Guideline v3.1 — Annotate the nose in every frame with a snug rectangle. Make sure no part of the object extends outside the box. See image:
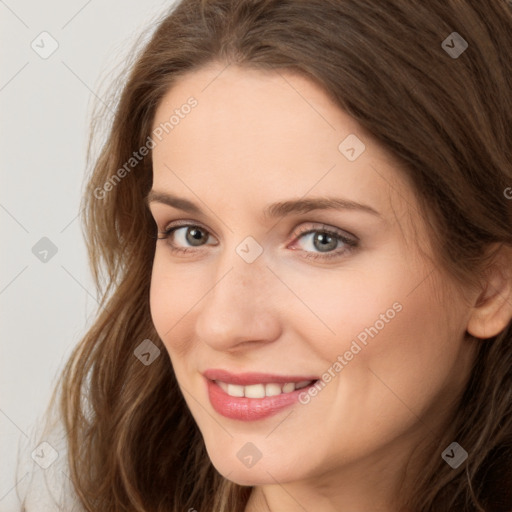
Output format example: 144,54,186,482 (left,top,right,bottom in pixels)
194,255,283,352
